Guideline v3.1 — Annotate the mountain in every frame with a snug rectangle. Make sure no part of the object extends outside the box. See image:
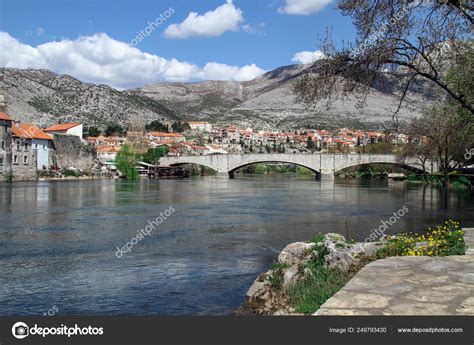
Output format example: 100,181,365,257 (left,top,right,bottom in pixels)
129,64,435,130
1,65,435,130
0,68,177,128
